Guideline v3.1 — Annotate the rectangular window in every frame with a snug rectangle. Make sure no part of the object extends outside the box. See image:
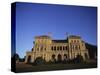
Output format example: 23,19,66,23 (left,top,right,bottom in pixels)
63,46,65,50
60,46,62,50
51,46,53,50
66,46,67,50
